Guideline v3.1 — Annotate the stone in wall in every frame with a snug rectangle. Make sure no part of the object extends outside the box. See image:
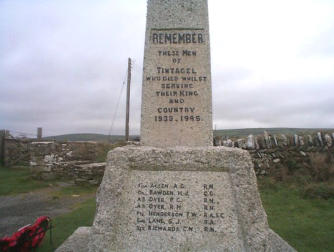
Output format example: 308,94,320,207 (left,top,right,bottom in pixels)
325,134,332,147
227,139,234,147
299,136,305,146
72,162,106,185
307,135,313,146
214,136,222,146
294,134,299,146
222,138,233,147
264,131,272,148
317,132,324,146
254,136,260,149
290,135,296,146
313,135,320,147
237,138,246,149
257,136,266,149
247,134,255,149
273,135,278,147
269,135,273,148
30,142,61,172
281,134,288,146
